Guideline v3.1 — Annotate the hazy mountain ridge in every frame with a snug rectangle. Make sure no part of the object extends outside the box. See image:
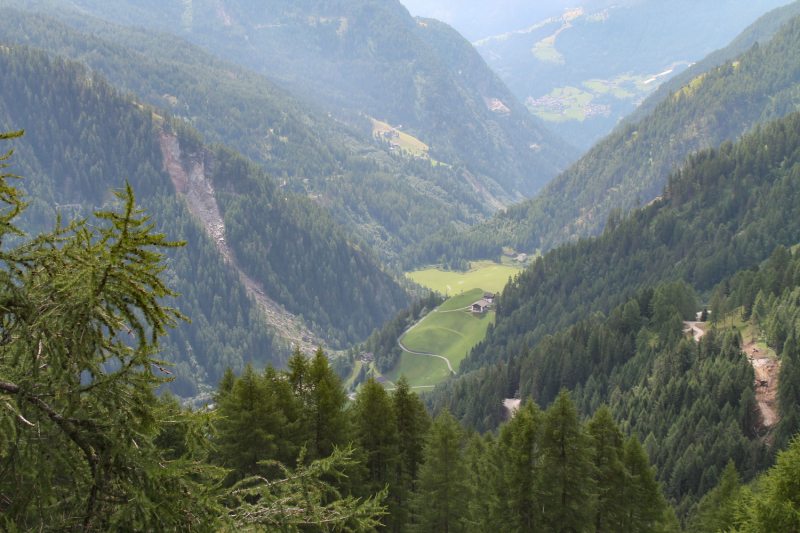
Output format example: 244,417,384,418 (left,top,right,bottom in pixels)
0,5,507,266
406,13,800,268
474,0,793,150
620,0,800,129
33,0,577,200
